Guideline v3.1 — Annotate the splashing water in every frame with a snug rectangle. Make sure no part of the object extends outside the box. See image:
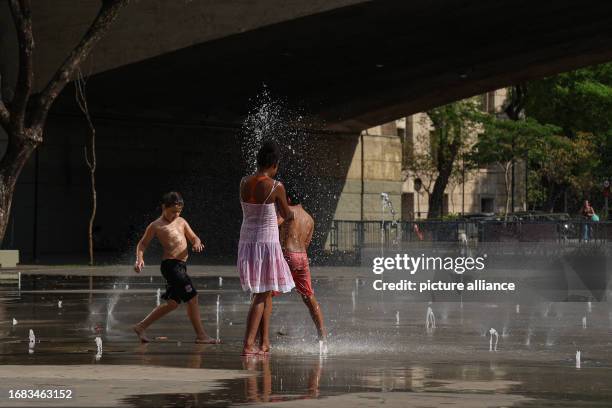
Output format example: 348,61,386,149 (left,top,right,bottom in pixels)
489,328,499,351
582,316,587,329
588,301,592,313
156,288,161,307
28,329,36,353
95,336,103,360
218,277,223,288
12,318,17,326
106,291,120,333
543,302,552,318
395,311,400,326
525,328,533,346
240,88,336,256
319,340,328,355
58,300,62,309
545,330,555,347
576,350,581,369
515,304,520,314
425,307,436,330
216,294,221,342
